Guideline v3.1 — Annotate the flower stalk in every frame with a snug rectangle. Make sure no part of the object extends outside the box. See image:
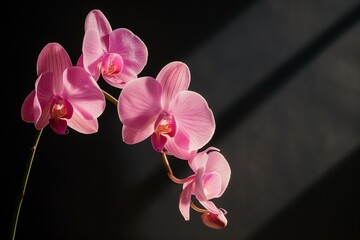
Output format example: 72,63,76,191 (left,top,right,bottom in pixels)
102,90,118,106
160,152,190,184
10,129,43,240
190,202,210,213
